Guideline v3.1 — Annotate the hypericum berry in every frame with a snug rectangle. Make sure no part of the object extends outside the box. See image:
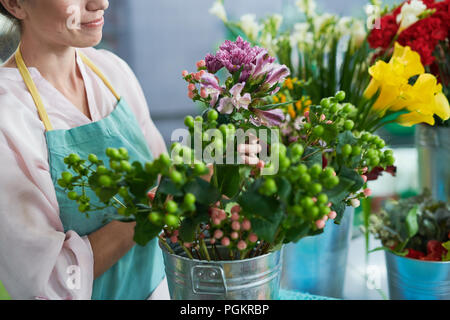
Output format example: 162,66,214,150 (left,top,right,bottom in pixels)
62,172,73,184
309,164,322,178
344,120,354,131
341,144,353,157
207,109,219,121
385,155,395,166
98,175,112,187
184,193,196,205
184,115,195,129
67,191,79,200
166,200,178,214
328,211,337,220
194,162,208,176
170,236,178,243
324,176,339,188
317,193,329,205
148,212,162,224
291,205,303,217
231,221,241,231
335,91,346,102
352,146,362,156
248,233,258,243
315,219,326,229
165,214,179,228
231,212,240,221
291,144,304,158
221,237,230,246
159,153,172,167
342,103,354,113
350,198,361,208
97,165,108,175
242,219,251,231
120,160,132,172
313,125,324,137
363,188,372,197
237,240,247,251
88,154,99,163
68,153,81,164
214,229,224,239
310,183,323,195
169,170,183,184
231,232,239,240
320,98,331,108
301,197,315,209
